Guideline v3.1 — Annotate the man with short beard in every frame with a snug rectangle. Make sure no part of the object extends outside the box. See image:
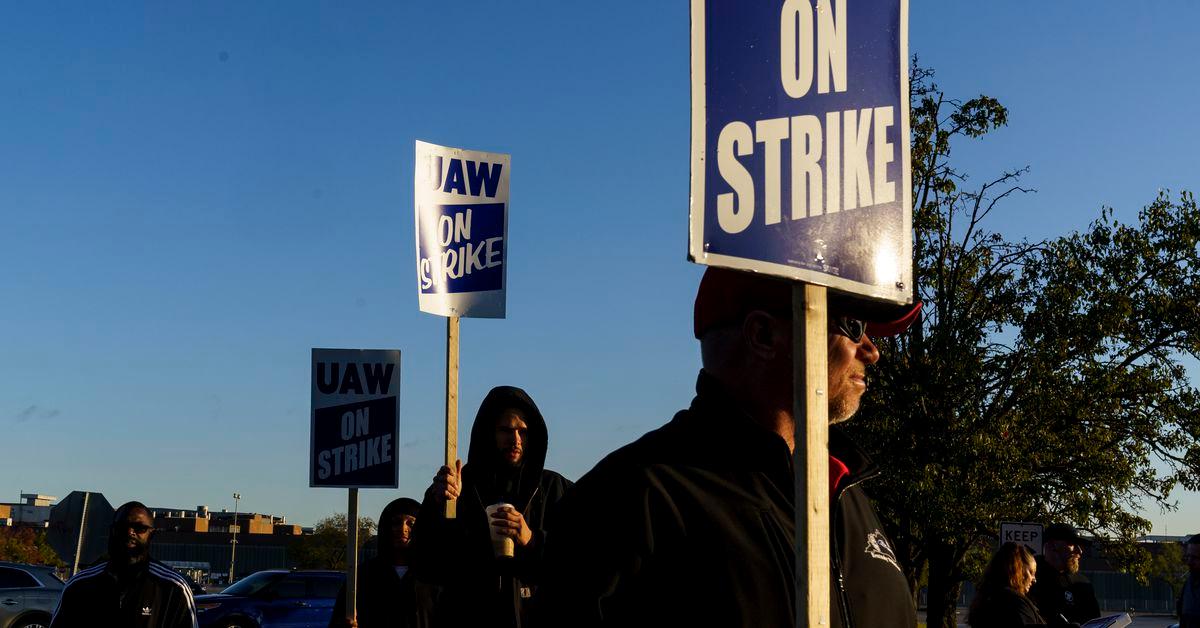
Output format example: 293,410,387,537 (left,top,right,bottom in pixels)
1029,523,1101,625
534,268,922,628
410,386,572,628
50,501,197,628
